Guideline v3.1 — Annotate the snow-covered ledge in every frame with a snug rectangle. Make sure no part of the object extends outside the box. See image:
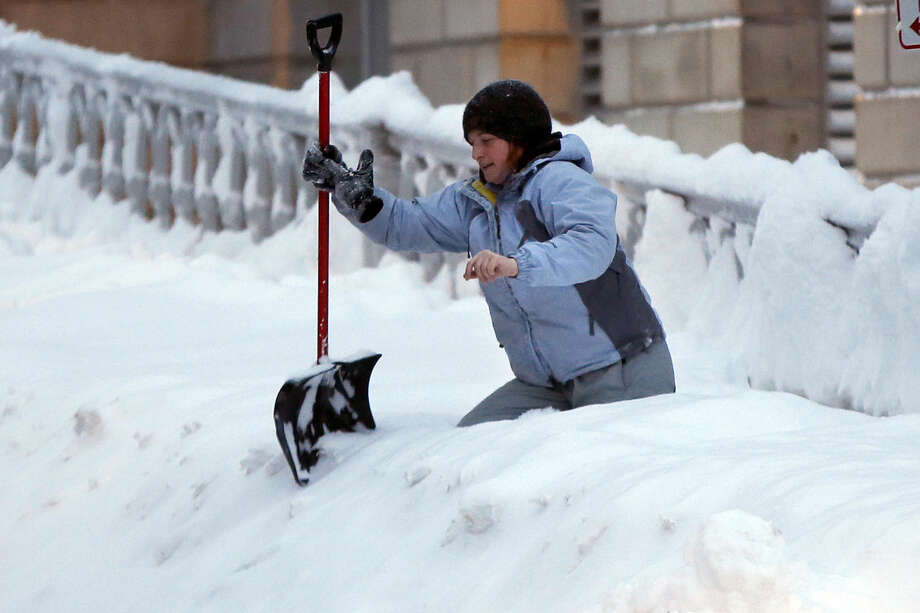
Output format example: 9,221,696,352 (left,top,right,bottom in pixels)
0,21,385,241
0,20,875,263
